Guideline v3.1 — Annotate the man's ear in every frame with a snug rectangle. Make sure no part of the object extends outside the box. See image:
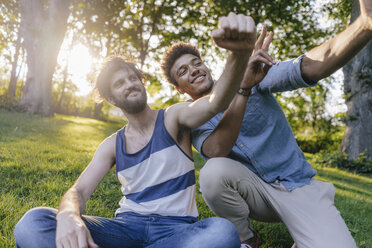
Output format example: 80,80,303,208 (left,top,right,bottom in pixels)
174,85,184,94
